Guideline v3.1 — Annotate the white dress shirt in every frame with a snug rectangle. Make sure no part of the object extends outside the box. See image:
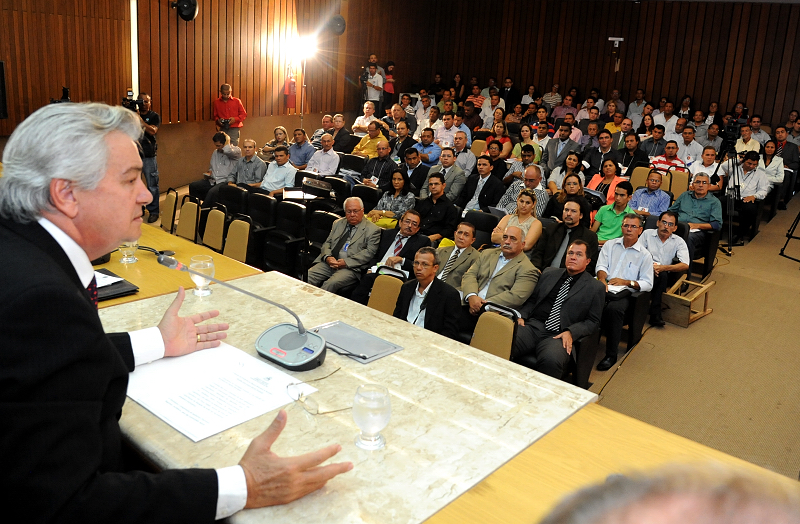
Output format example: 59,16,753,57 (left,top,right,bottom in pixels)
407,281,431,327
639,229,690,266
596,237,654,292
37,218,248,520
307,148,340,177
